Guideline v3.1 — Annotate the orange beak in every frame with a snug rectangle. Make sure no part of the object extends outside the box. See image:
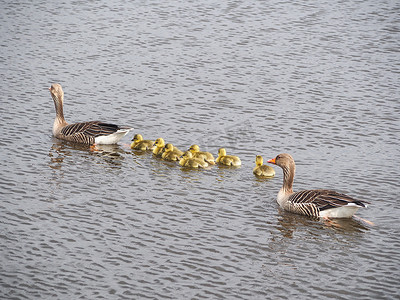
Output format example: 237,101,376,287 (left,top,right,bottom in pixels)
267,158,276,164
